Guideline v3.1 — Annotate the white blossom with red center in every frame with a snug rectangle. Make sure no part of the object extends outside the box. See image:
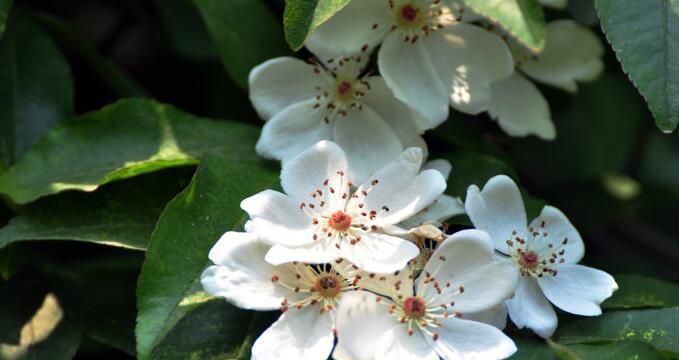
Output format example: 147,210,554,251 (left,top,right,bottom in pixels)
241,141,446,274
304,0,514,130
333,230,518,360
201,231,360,360
249,52,427,183
465,175,618,338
